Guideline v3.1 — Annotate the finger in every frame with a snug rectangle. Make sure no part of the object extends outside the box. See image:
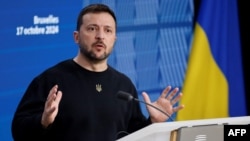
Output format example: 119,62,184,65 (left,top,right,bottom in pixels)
45,85,59,108
170,92,183,105
46,106,56,114
47,85,58,101
45,91,61,117
160,86,171,98
54,90,62,103
142,92,151,104
172,104,185,113
166,87,179,100
45,94,56,110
